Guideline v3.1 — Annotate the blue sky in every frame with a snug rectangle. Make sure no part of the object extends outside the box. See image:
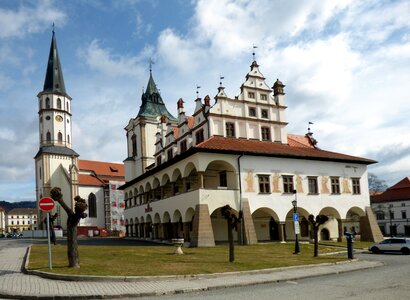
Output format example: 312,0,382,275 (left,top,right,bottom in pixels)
1,0,409,202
